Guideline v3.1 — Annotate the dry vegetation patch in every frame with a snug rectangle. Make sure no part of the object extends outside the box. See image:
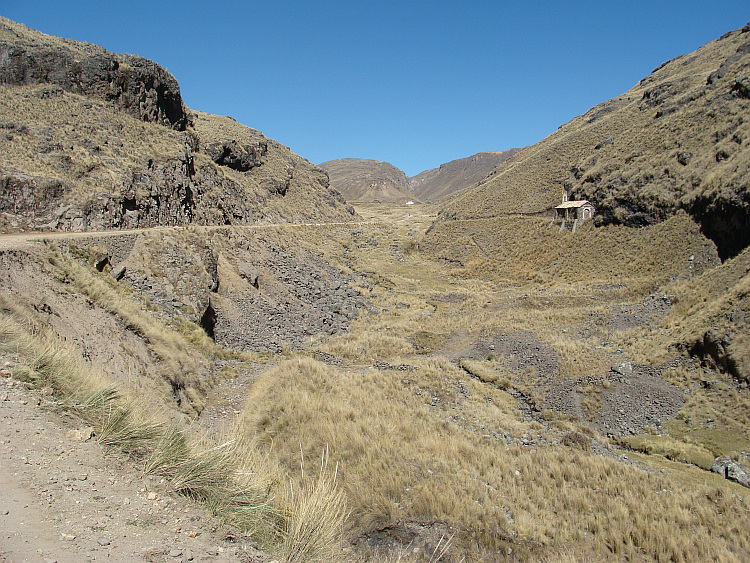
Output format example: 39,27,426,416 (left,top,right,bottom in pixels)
1,200,748,561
